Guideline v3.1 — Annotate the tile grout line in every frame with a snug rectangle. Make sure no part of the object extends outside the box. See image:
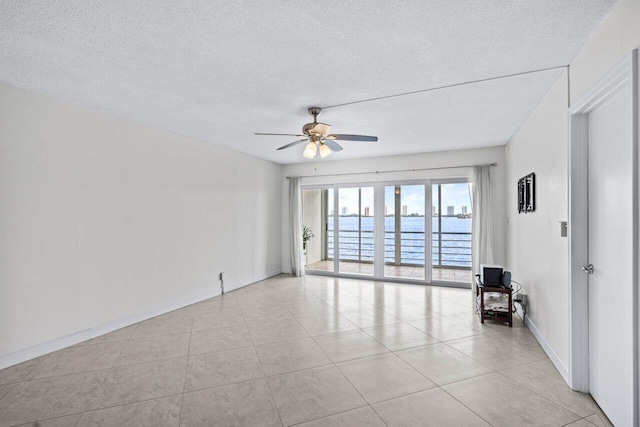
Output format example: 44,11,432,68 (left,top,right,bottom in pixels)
7,325,142,426
248,280,383,425
287,403,384,427
493,369,598,420
368,404,391,427
307,279,546,426
14,343,142,383
73,322,137,423
170,375,288,396
177,299,197,427
237,297,286,427
441,368,587,425
25,333,202,380
0,351,51,393
0,382,17,402
290,294,379,427
23,392,189,427
439,384,497,426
